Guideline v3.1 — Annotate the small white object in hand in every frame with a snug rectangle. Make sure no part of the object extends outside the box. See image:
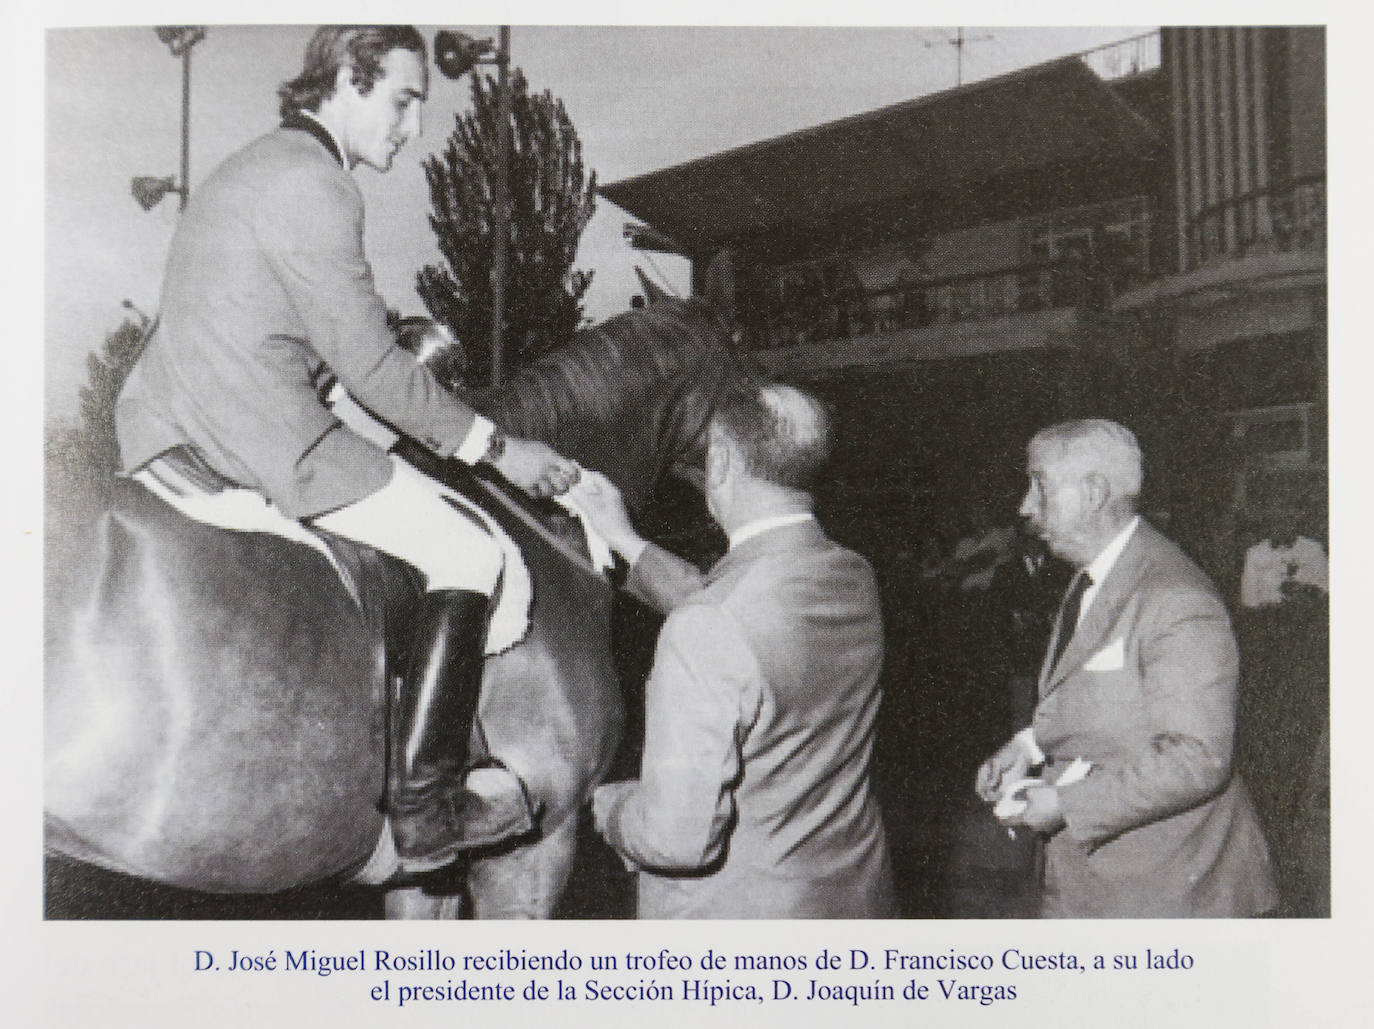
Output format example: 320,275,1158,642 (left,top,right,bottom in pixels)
992,758,1093,823
554,465,615,574
994,777,1044,821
